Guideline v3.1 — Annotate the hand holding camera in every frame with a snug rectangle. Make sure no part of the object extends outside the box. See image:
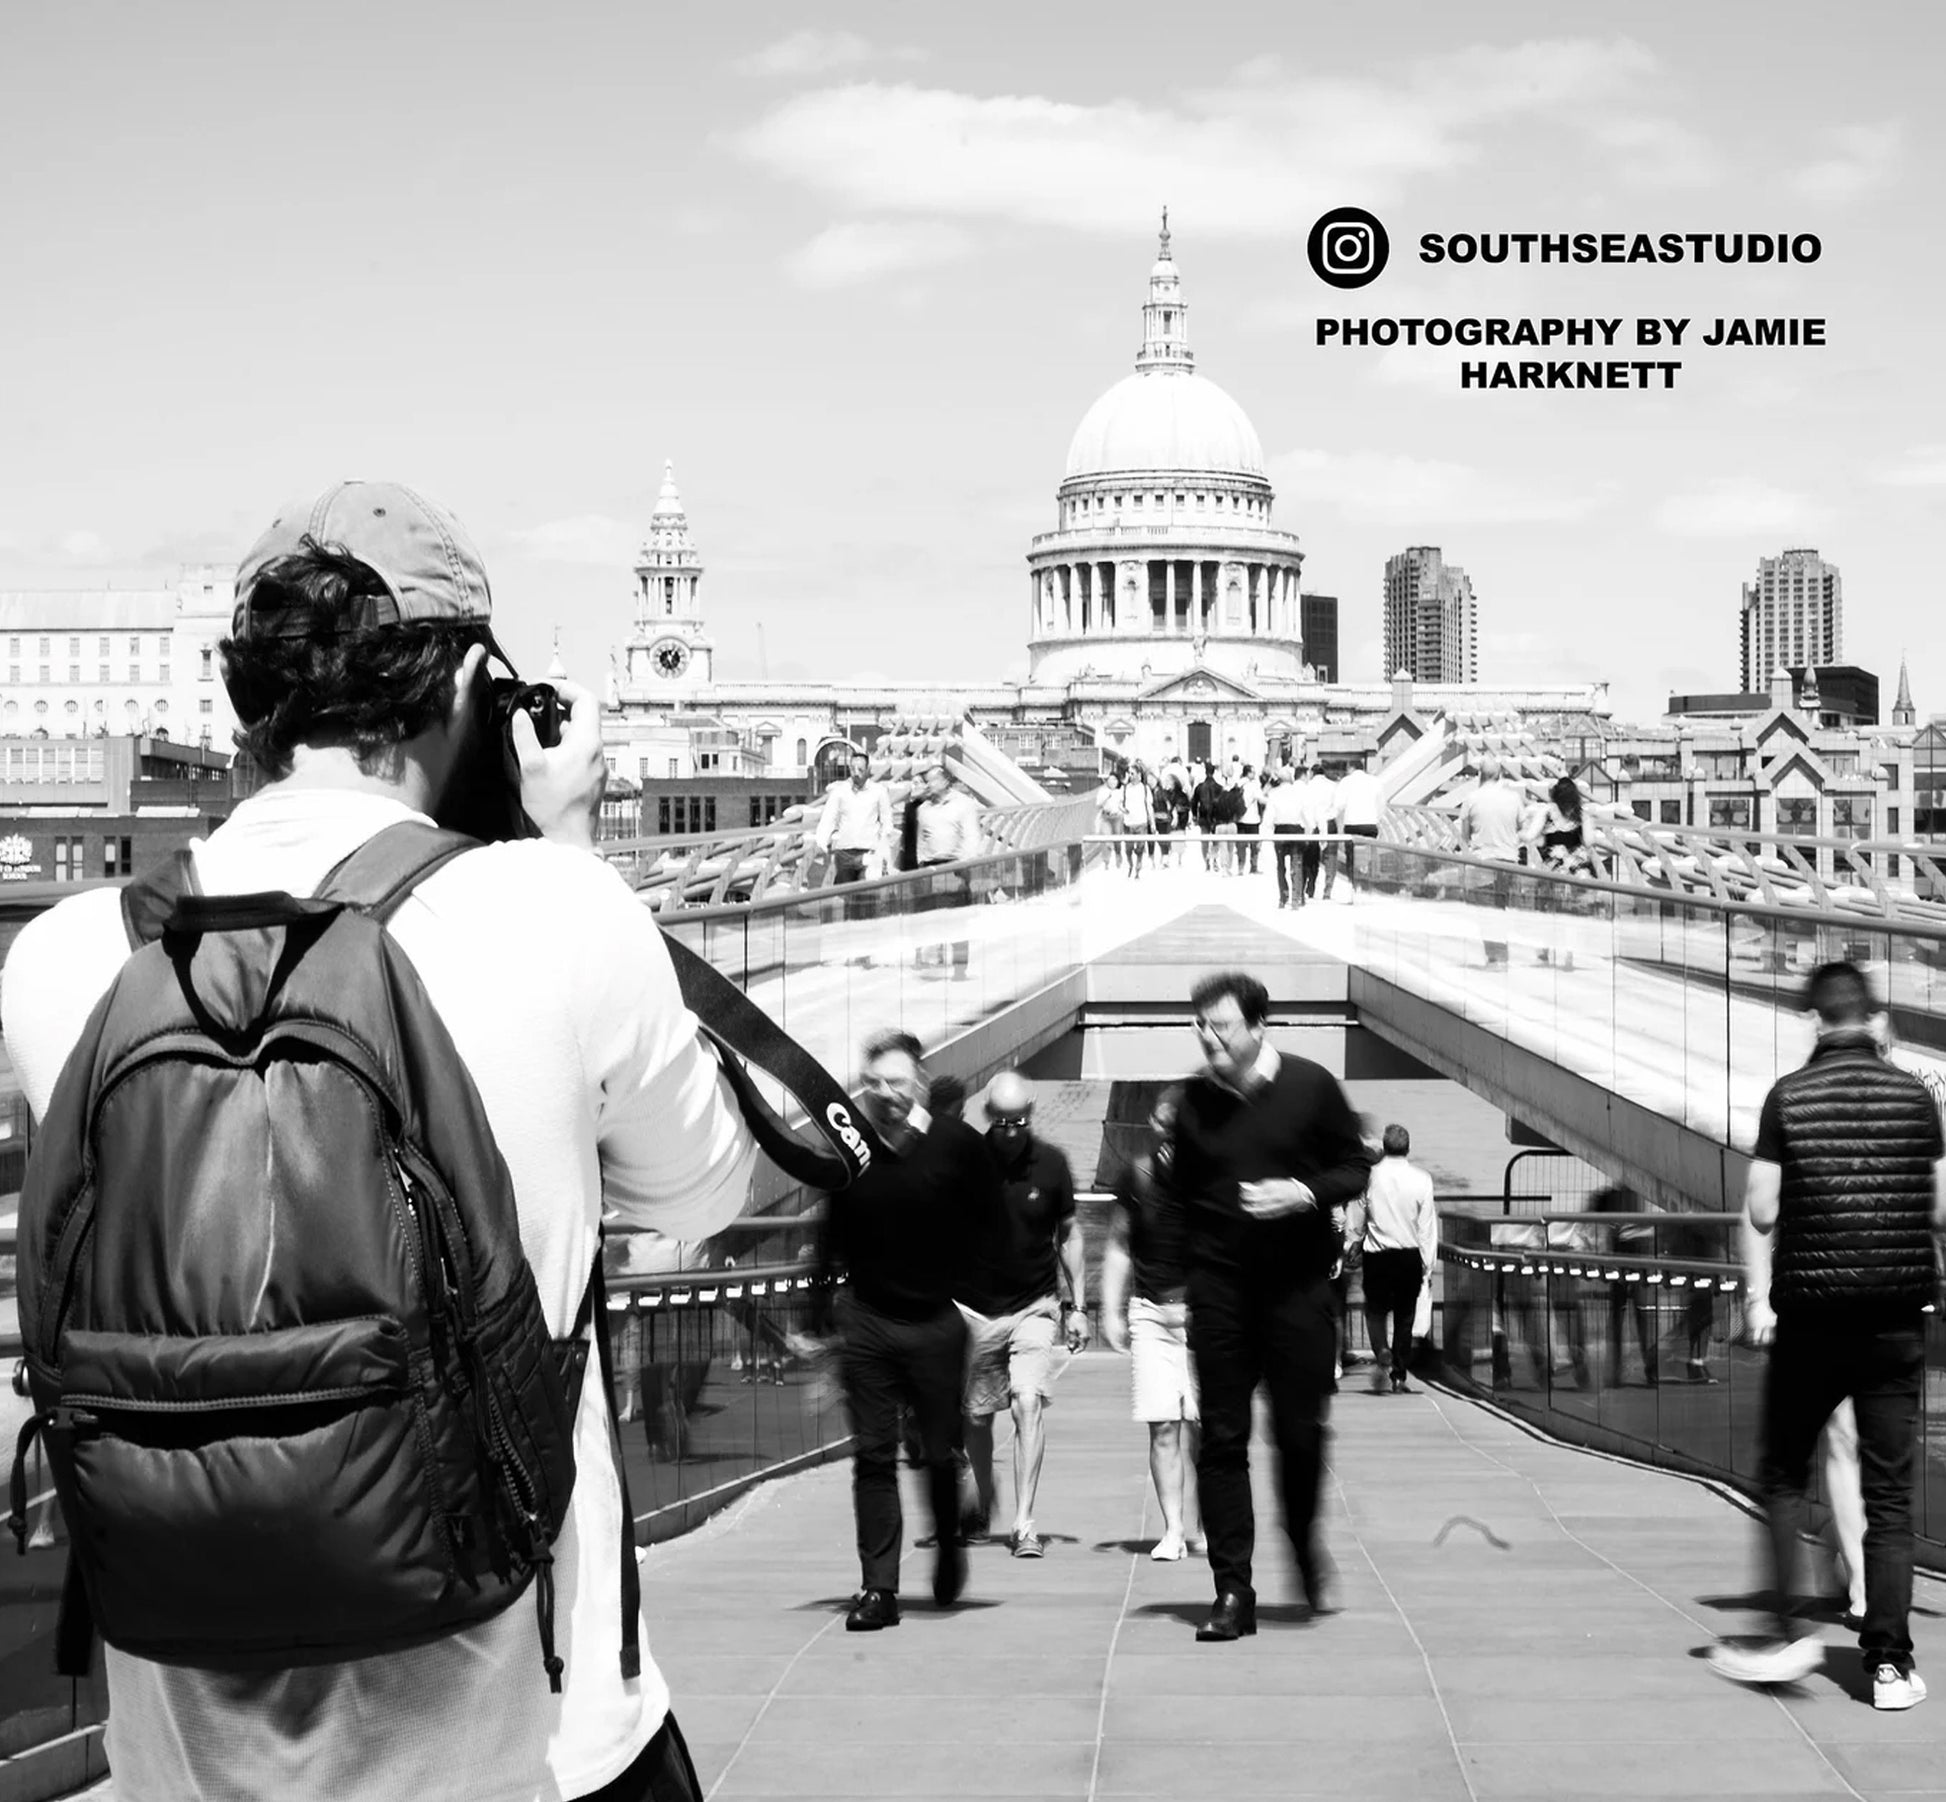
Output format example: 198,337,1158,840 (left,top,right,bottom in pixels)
508,678,606,850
